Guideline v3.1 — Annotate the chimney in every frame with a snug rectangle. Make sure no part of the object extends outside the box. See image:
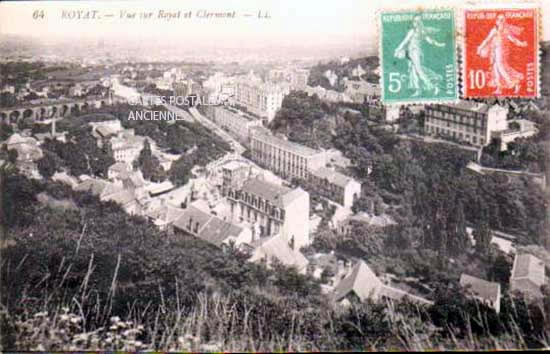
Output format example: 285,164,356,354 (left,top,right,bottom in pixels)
337,259,344,276
194,221,199,234
345,261,352,276
289,235,295,250
187,216,193,230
